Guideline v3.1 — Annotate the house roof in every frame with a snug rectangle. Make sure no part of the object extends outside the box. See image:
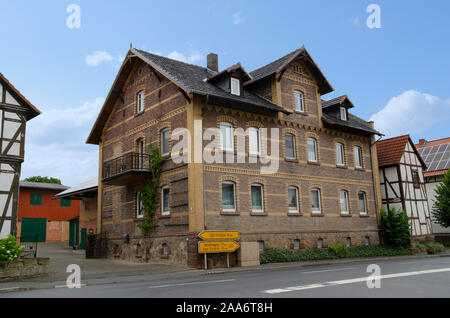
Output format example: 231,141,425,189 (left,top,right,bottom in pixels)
415,137,450,175
376,135,426,168
207,62,252,82
424,169,449,178
55,177,98,199
87,48,289,144
416,137,450,148
19,181,69,191
246,47,334,95
322,111,380,136
0,72,41,120
322,95,355,109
